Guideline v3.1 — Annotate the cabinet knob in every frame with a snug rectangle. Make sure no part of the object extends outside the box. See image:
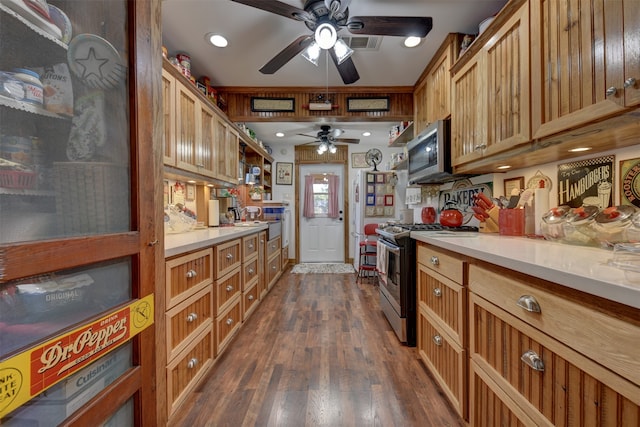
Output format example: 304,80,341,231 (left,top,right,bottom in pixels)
624,77,637,88
248,294,254,301
272,265,277,270
186,269,197,278
474,144,487,150
249,243,254,249
516,295,541,313
226,253,233,260
248,268,254,275
226,285,234,292
433,287,442,297
186,312,198,323
226,318,234,326
430,256,439,265
432,335,443,346
521,350,545,371
187,358,199,369
606,86,617,97
260,239,265,243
